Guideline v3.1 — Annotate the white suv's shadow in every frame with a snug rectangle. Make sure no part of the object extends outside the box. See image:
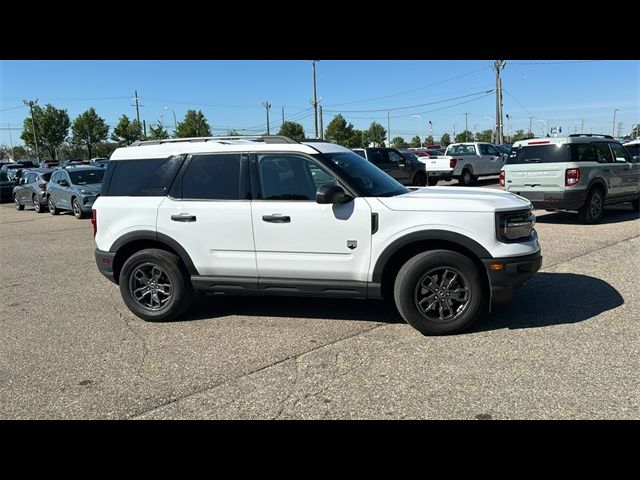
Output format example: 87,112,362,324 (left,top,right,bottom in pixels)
535,204,639,225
